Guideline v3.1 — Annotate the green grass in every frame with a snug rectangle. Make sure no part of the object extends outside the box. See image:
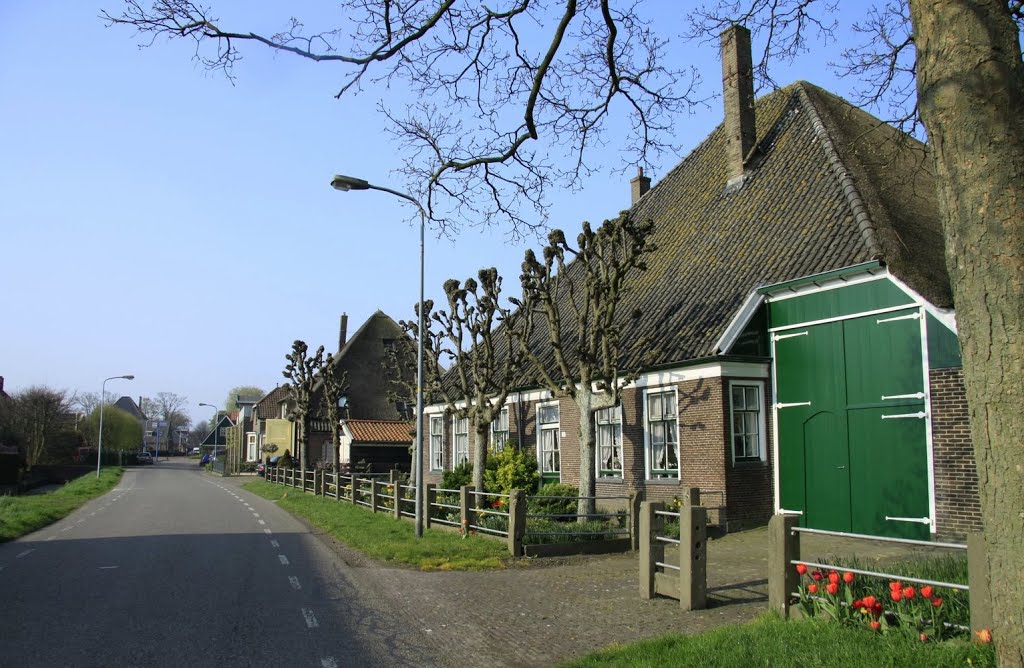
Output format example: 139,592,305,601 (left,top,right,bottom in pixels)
0,468,124,542
243,480,511,571
561,614,995,668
